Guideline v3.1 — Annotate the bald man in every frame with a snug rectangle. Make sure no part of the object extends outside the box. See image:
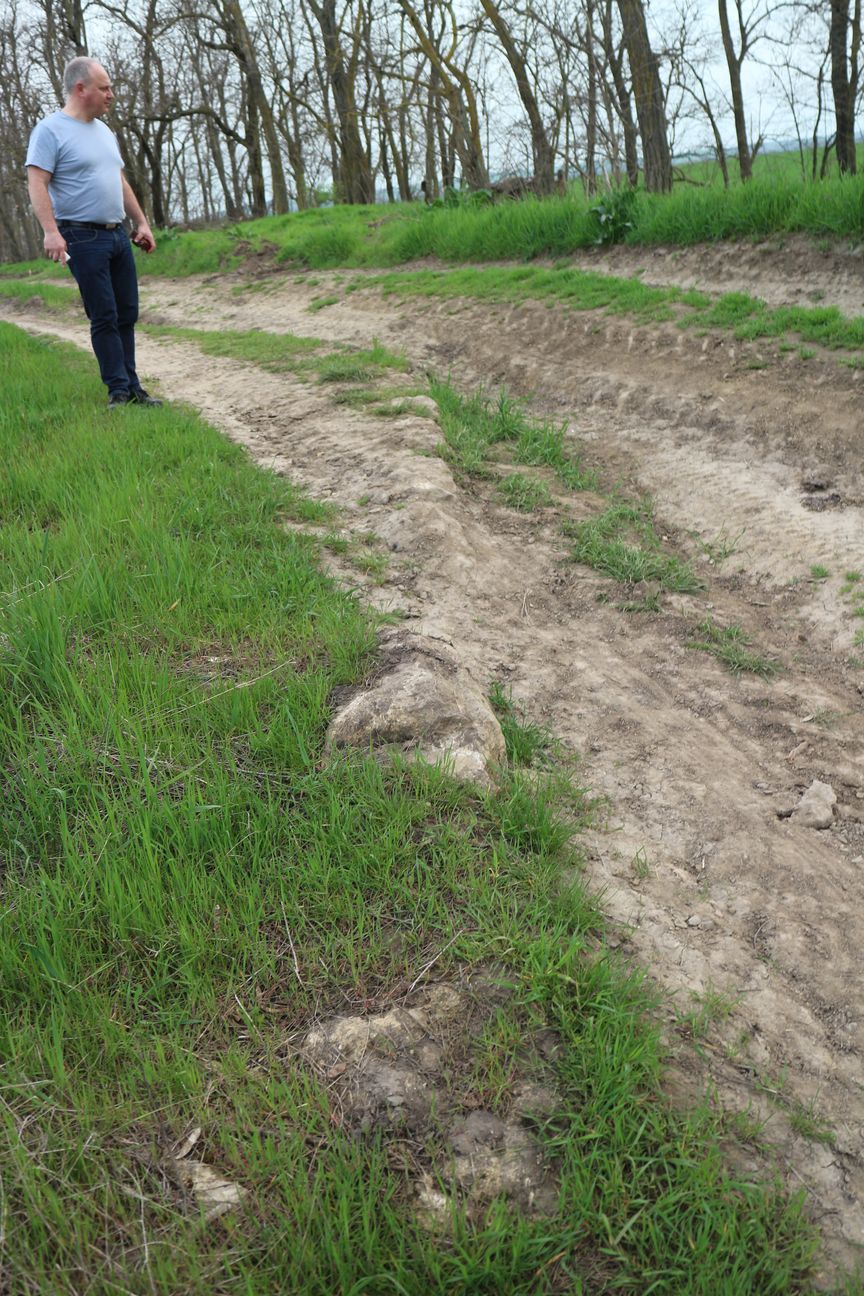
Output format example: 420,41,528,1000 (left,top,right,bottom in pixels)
27,57,162,409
